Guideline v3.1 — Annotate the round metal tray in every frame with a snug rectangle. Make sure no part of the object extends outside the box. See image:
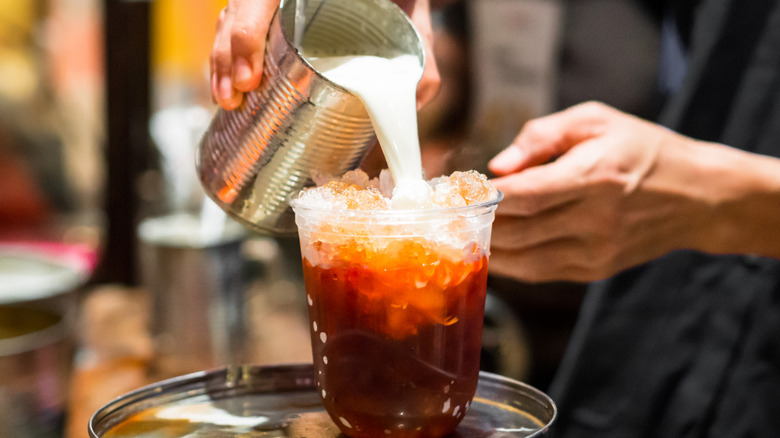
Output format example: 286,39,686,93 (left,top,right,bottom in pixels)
90,363,556,437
